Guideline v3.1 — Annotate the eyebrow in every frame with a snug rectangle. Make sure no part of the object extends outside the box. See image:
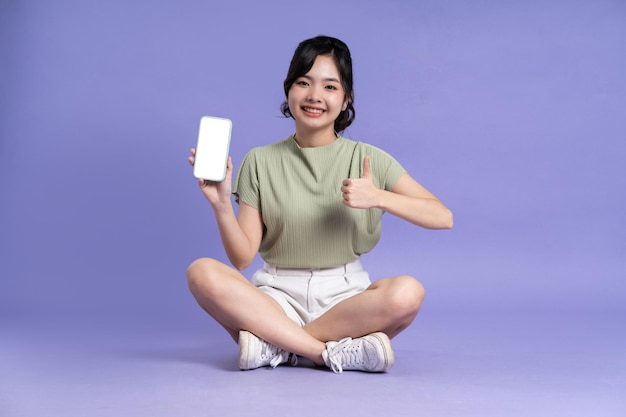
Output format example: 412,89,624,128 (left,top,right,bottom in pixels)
301,74,341,83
